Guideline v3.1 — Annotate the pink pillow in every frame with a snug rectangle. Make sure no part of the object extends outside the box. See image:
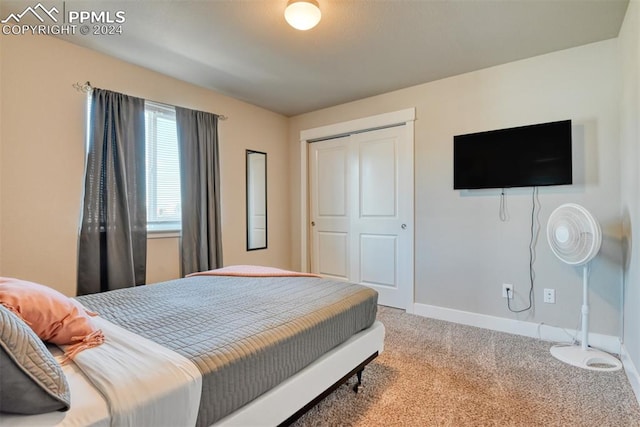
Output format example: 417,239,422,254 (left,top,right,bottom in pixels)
0,277,103,359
